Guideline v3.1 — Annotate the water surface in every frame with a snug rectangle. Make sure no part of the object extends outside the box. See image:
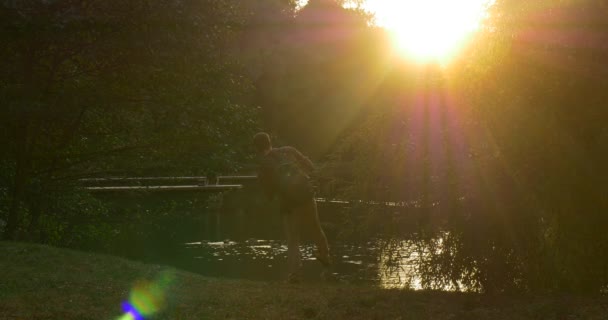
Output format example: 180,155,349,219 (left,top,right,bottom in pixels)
169,239,421,289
